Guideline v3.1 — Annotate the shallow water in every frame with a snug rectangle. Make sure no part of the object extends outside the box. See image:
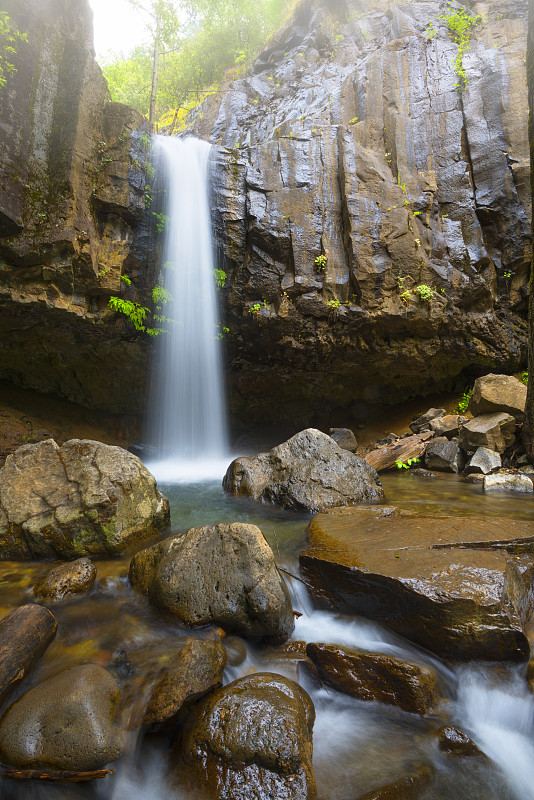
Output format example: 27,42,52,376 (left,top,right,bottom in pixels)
1,472,533,799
